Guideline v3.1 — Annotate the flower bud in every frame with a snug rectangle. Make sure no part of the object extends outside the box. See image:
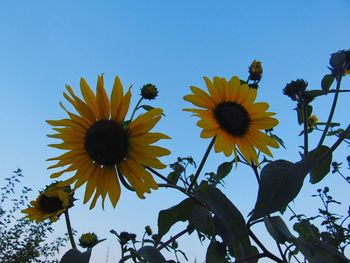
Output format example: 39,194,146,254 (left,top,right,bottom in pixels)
145,225,153,236
141,83,158,100
249,60,263,81
79,232,98,249
307,115,318,129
